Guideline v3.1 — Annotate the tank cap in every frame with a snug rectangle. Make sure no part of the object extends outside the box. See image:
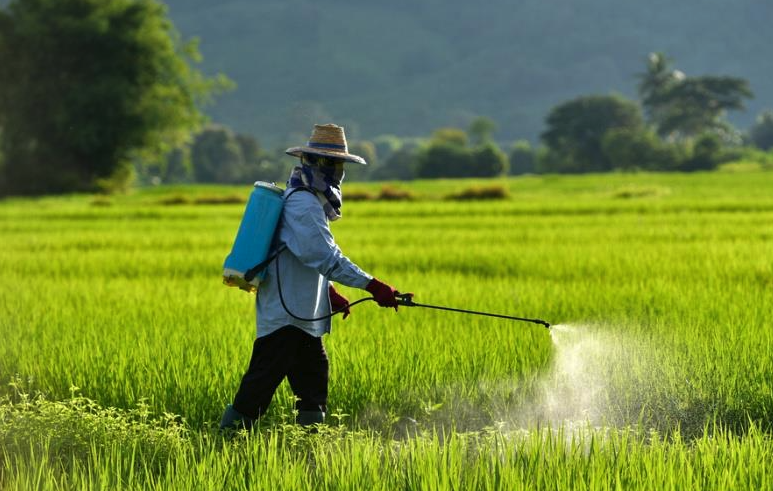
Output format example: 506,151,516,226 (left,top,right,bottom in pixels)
253,181,284,194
